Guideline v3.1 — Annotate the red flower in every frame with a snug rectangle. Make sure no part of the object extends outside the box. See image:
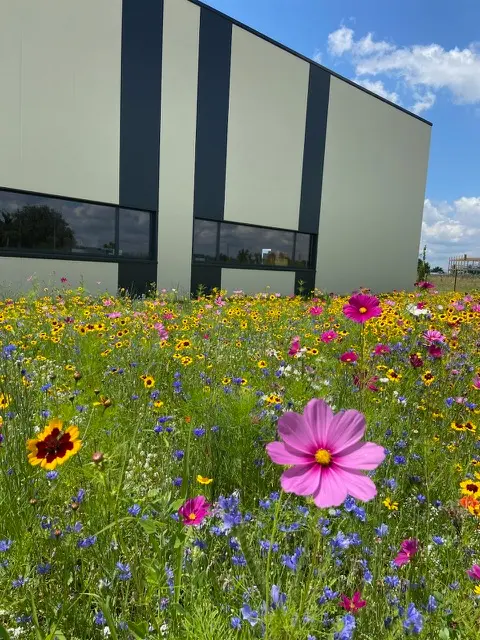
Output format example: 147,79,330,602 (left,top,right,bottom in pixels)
409,353,423,368
343,294,382,324
339,591,367,613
